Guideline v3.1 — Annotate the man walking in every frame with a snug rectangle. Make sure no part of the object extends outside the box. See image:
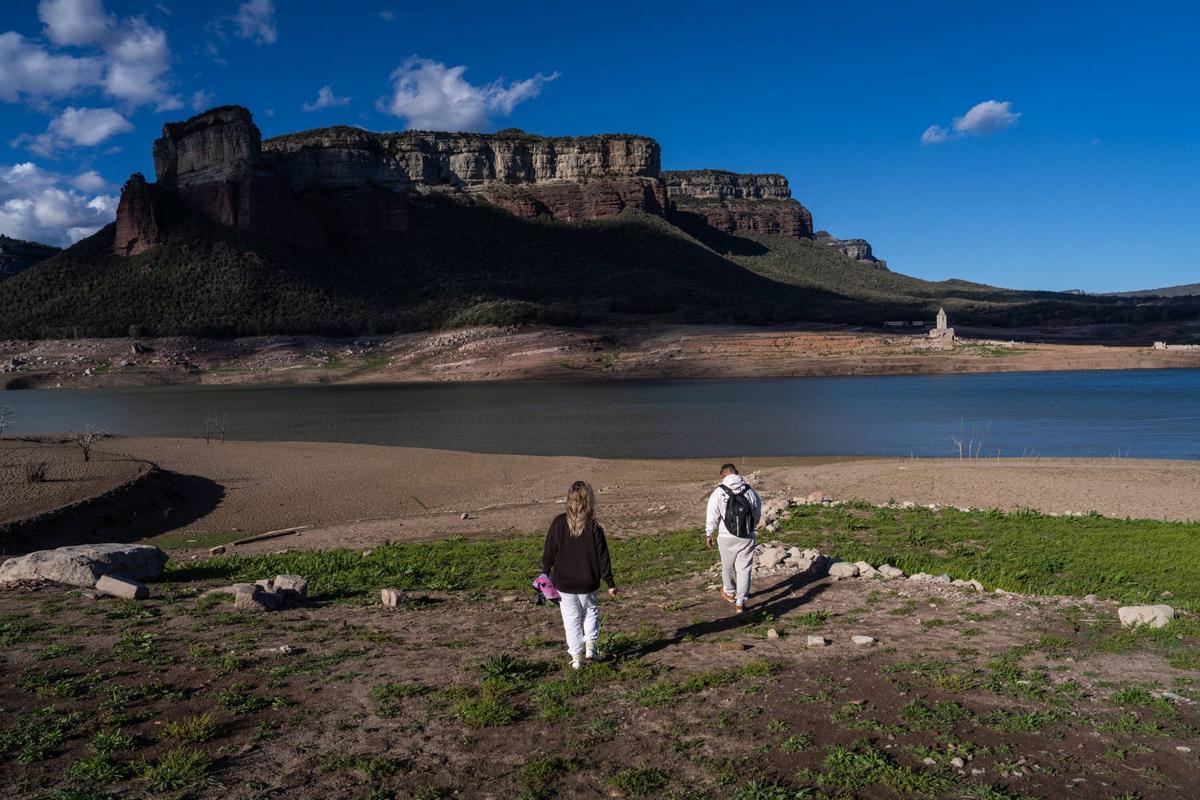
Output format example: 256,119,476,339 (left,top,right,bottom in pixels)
705,463,762,613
